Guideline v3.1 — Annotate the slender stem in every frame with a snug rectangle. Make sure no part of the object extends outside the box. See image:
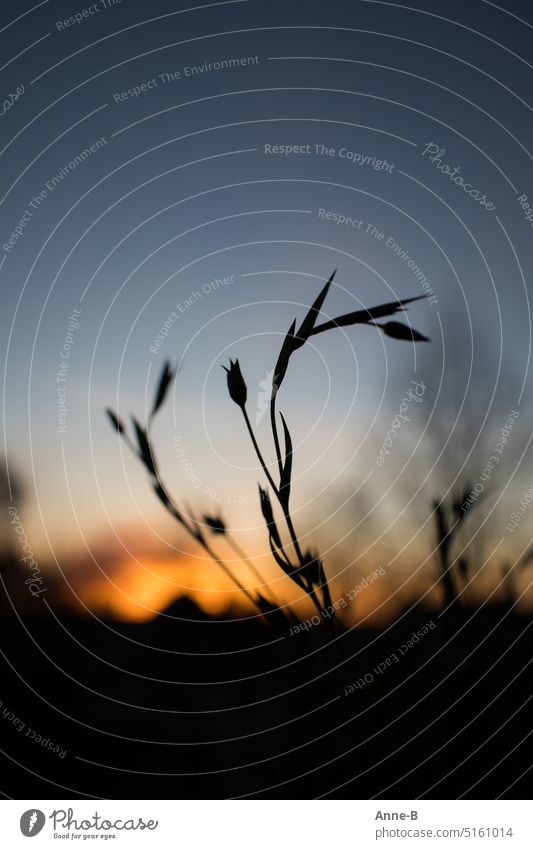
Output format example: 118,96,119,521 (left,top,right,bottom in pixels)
242,405,306,566
124,427,262,613
241,406,279,495
227,534,279,605
241,403,335,630
154,472,197,538
282,508,305,565
200,538,258,608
